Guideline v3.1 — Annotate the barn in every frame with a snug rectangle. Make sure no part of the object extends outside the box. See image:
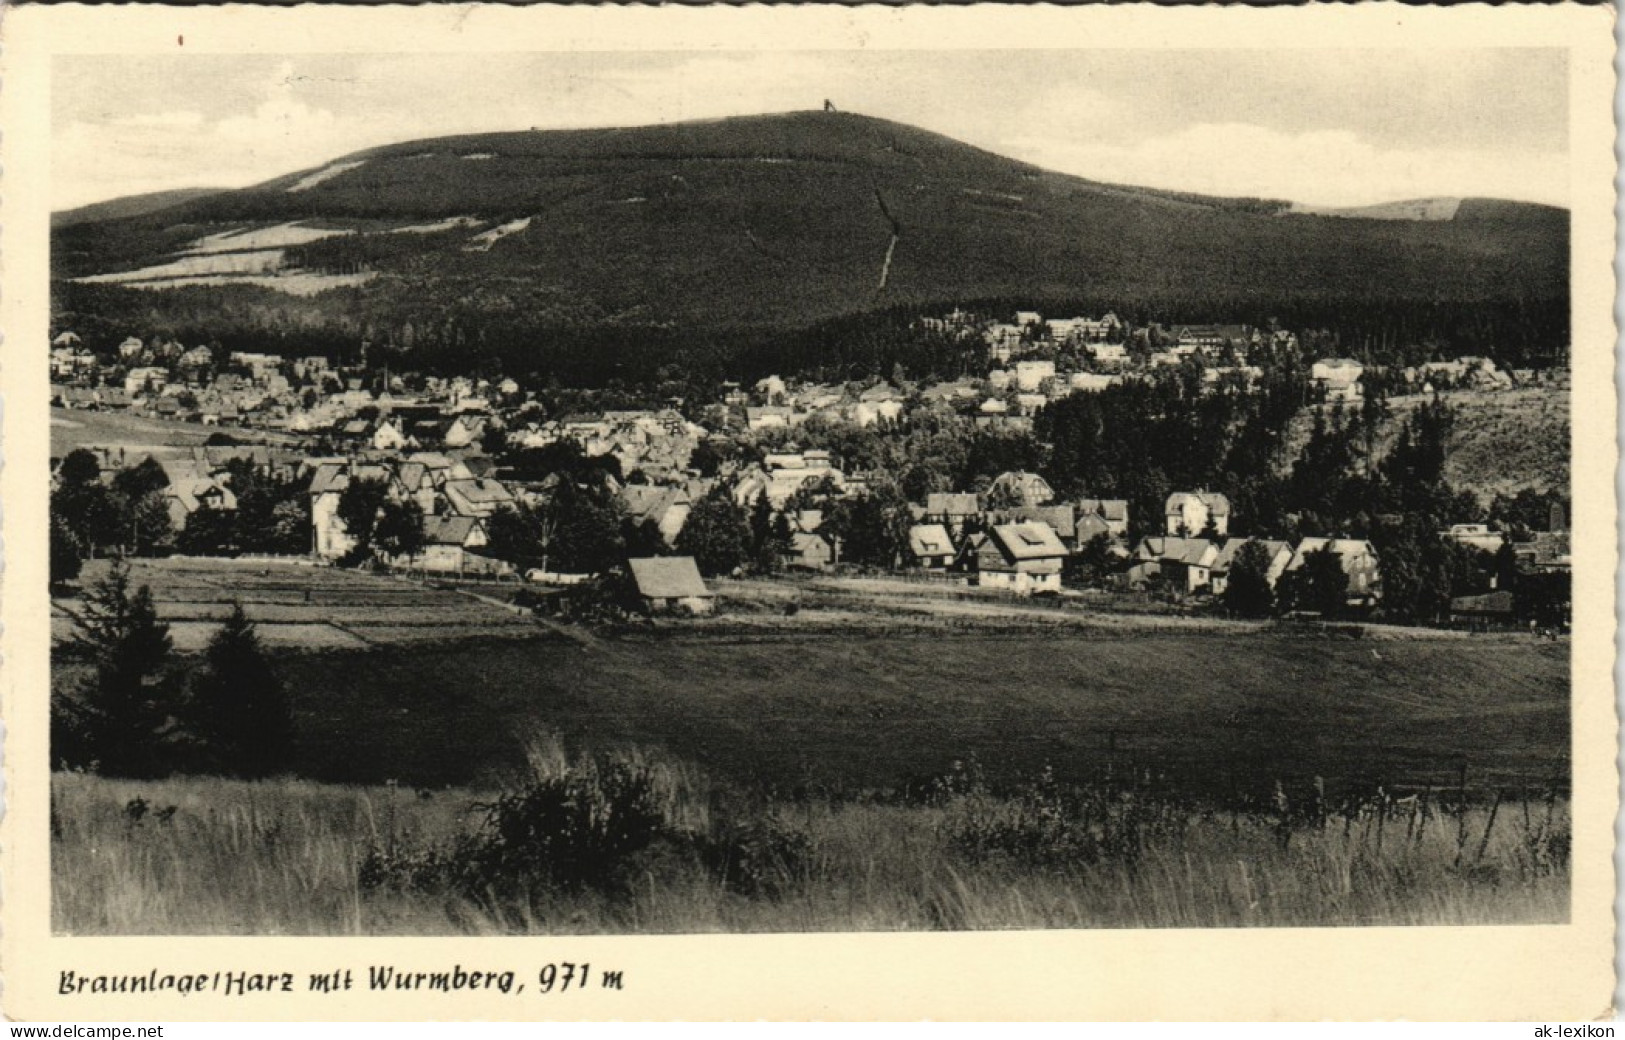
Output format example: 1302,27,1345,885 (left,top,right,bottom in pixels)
627,556,716,615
